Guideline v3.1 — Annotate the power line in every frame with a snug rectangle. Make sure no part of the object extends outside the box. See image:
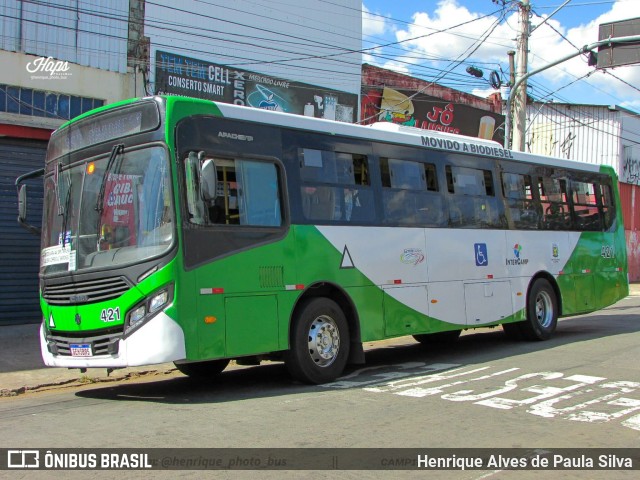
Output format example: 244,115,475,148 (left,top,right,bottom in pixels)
4,0,638,148
1,2,501,93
